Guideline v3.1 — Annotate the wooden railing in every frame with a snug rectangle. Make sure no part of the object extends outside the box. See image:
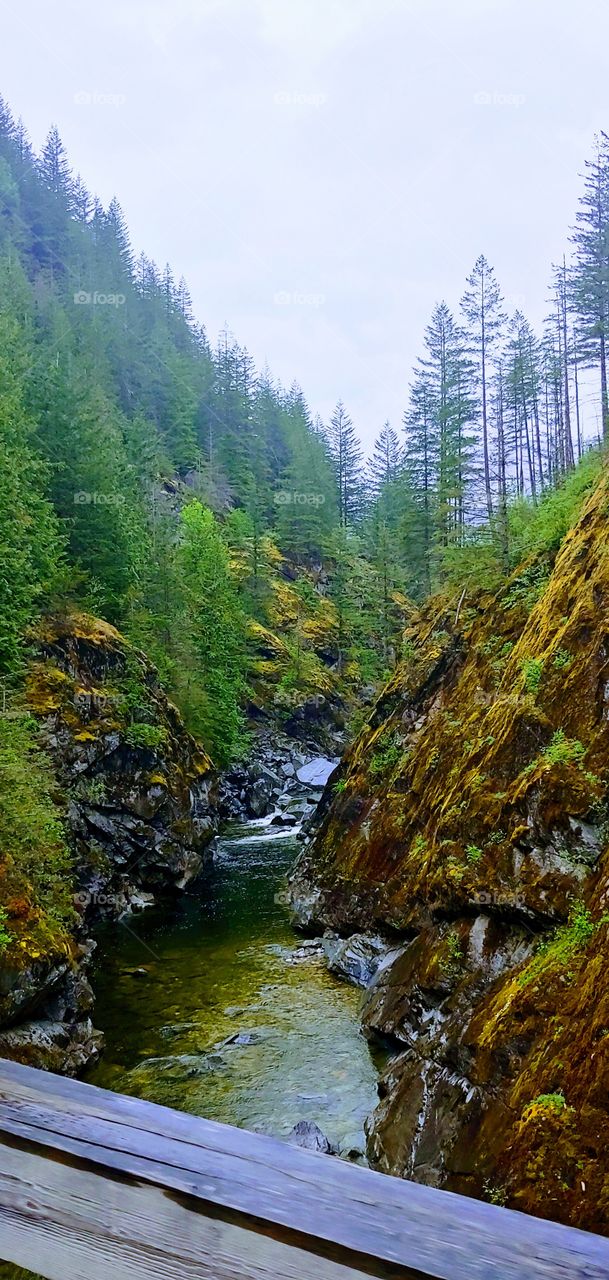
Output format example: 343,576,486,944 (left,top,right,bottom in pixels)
0,1059,608,1278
